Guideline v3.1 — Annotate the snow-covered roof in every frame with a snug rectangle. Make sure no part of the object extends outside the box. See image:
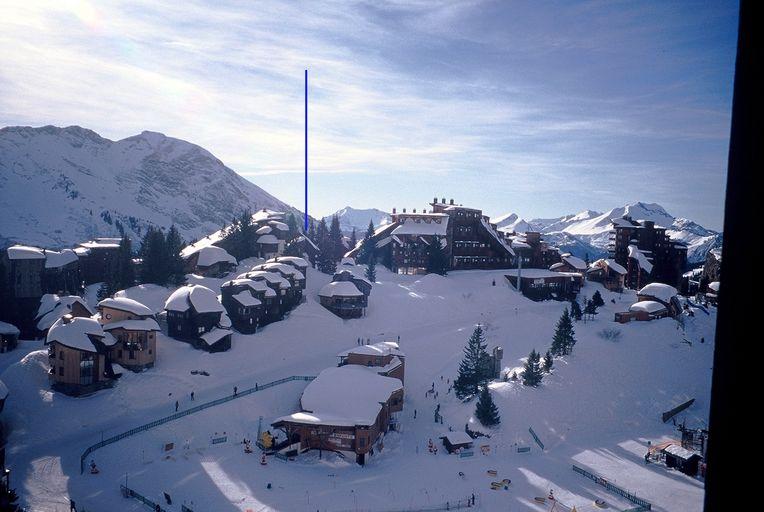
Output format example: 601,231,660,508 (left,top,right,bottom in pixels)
663,444,700,460
219,311,232,329
511,240,531,249
637,283,678,303
268,220,289,231
709,248,722,262
319,281,363,298
505,269,581,279
73,247,91,256
604,259,627,274
256,263,305,280
194,245,237,267
232,291,262,307
290,365,402,426
164,285,225,313
340,257,356,266
223,278,277,297
268,256,308,268
79,239,120,249
256,225,273,235
338,341,404,358
252,208,285,222
708,281,720,293
102,318,160,332
441,431,473,446
257,234,279,245
97,297,154,317
44,249,79,268
47,317,116,352
293,235,319,251
199,328,231,346
628,245,653,273
561,253,587,271
479,218,515,256
242,270,291,288
36,295,95,331
0,321,20,336
391,215,449,236
7,245,46,260
629,301,668,314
